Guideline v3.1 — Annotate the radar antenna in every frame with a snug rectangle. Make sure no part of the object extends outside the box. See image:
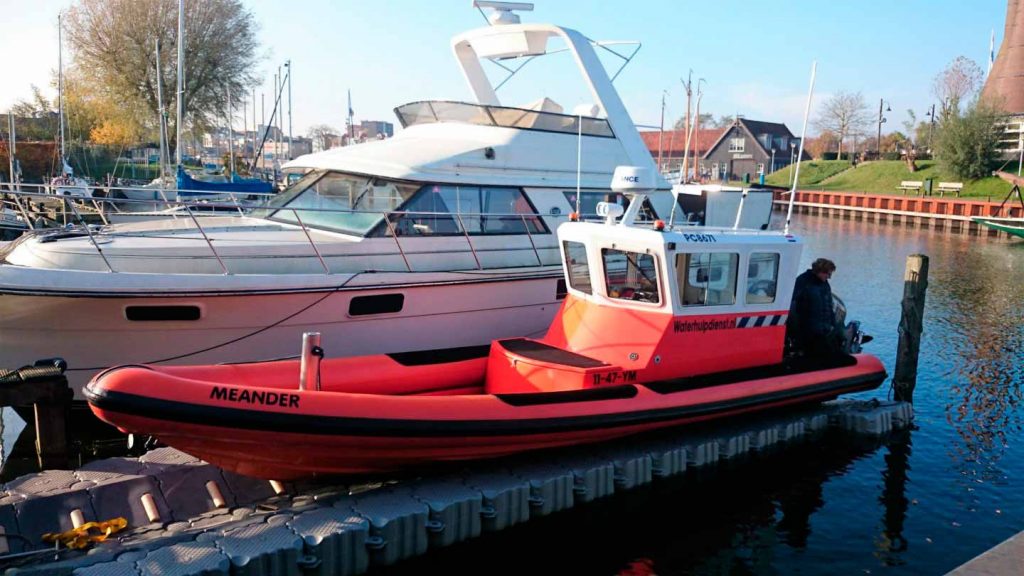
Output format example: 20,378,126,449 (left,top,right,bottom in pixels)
472,1,534,26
